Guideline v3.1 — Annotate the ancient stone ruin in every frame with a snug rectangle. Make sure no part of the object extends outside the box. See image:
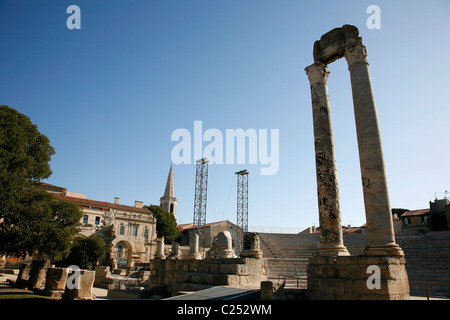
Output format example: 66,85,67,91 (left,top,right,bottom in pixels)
154,238,166,260
147,231,267,297
45,267,68,298
305,25,410,299
14,261,96,300
240,232,263,259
